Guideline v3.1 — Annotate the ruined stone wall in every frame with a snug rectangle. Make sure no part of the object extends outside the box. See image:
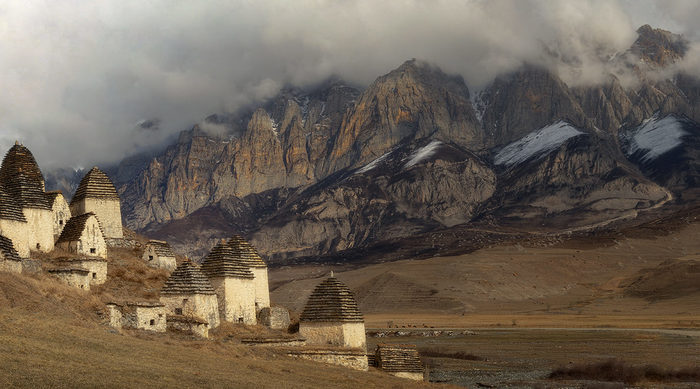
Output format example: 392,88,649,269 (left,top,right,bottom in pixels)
0,259,22,273
51,195,71,239
106,304,123,329
167,317,209,338
0,219,29,258
286,349,369,371
251,267,270,312
71,198,123,239
142,246,176,271
160,293,220,329
210,277,256,324
51,271,91,290
23,208,54,253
